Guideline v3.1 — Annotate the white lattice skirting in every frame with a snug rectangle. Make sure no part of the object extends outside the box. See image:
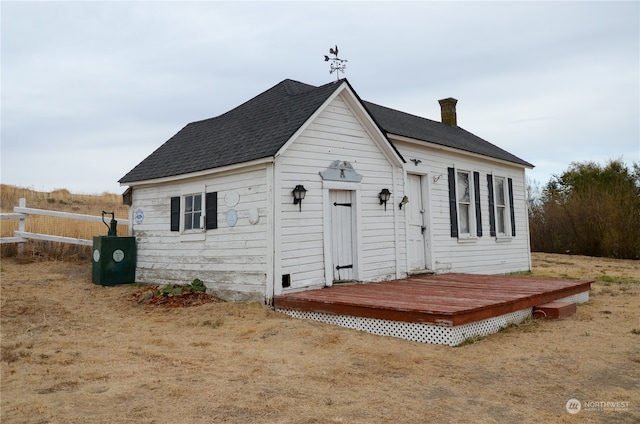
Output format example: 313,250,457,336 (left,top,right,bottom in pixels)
276,291,589,346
